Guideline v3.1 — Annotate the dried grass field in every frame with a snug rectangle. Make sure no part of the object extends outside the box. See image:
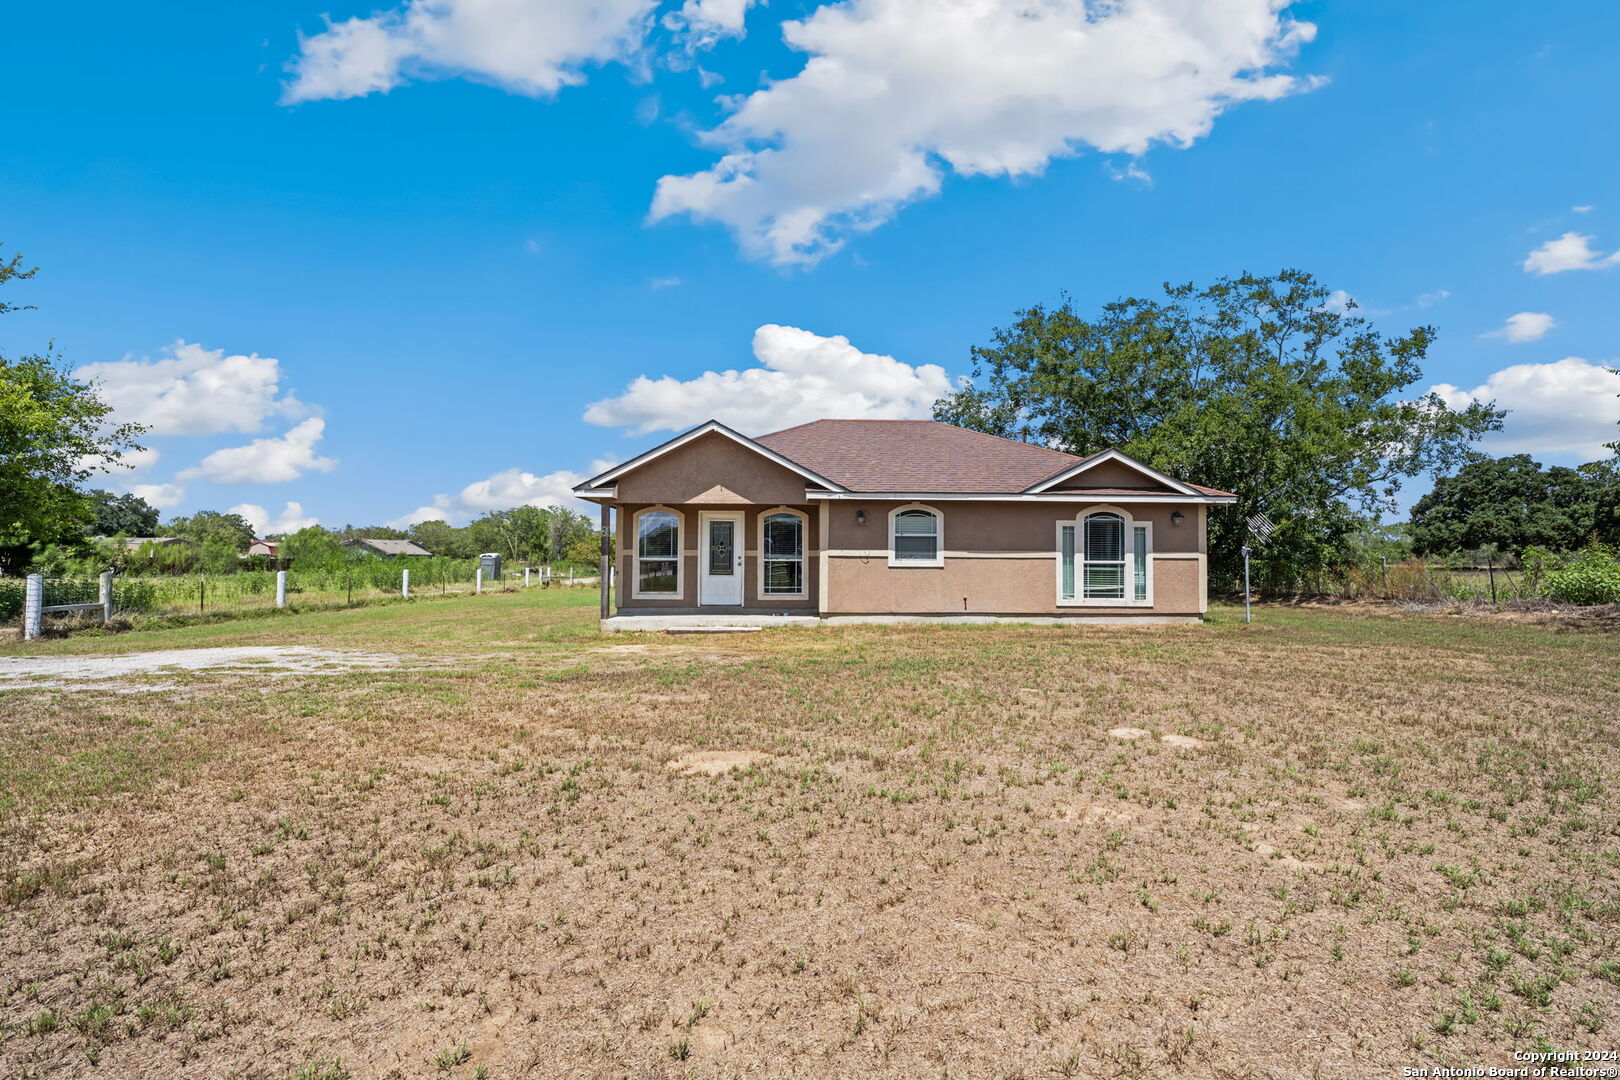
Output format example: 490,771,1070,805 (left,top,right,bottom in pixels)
2,591,1618,1079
